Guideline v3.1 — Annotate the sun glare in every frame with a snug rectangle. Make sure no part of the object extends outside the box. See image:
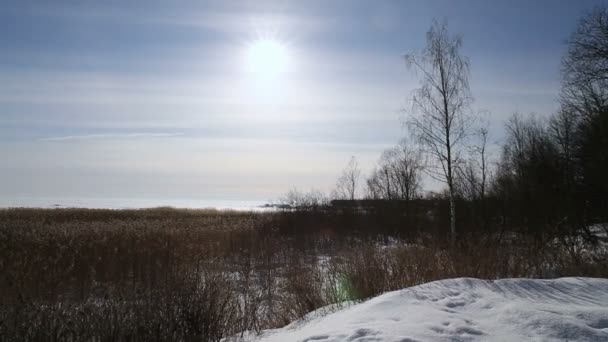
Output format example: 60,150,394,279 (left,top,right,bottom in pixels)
245,38,290,77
